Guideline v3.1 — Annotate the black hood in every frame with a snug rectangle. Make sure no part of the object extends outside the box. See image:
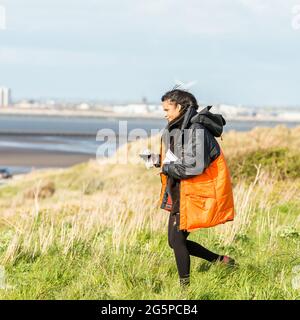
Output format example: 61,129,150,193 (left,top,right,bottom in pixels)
190,105,226,137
